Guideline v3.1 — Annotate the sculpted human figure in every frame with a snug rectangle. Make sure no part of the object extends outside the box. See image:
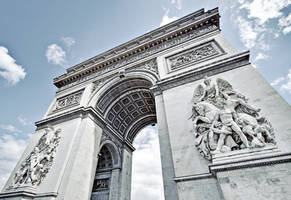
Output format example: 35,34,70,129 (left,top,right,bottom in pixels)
12,126,61,187
210,122,238,154
212,99,250,148
190,77,276,160
236,117,265,148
